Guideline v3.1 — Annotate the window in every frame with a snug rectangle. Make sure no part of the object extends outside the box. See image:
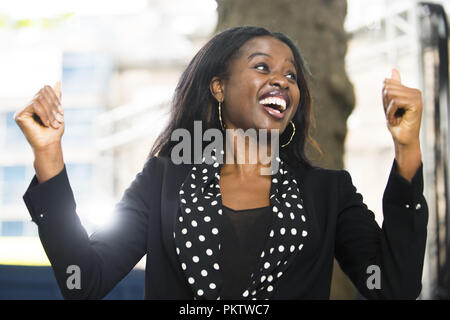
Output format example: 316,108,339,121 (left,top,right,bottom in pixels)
1,221,24,236
4,111,28,150
62,52,112,95
62,108,99,147
0,165,32,205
